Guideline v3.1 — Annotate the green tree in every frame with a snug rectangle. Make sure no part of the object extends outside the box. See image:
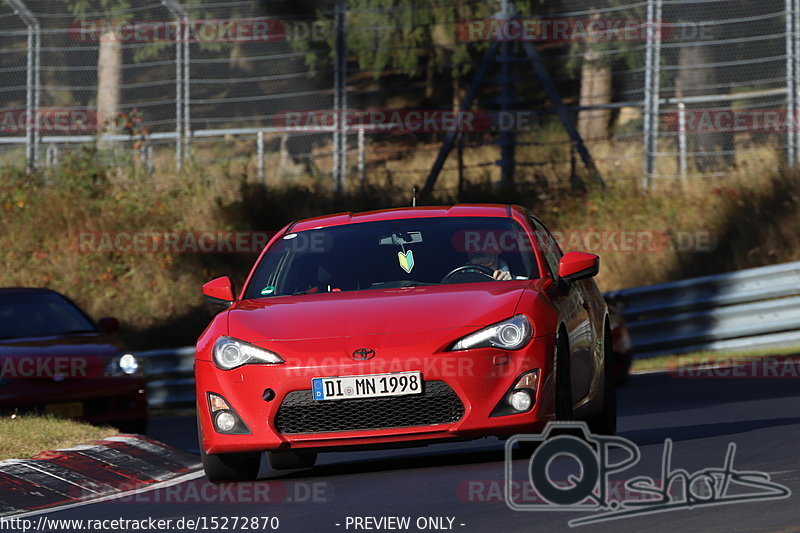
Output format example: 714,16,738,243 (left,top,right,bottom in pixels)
295,0,537,103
